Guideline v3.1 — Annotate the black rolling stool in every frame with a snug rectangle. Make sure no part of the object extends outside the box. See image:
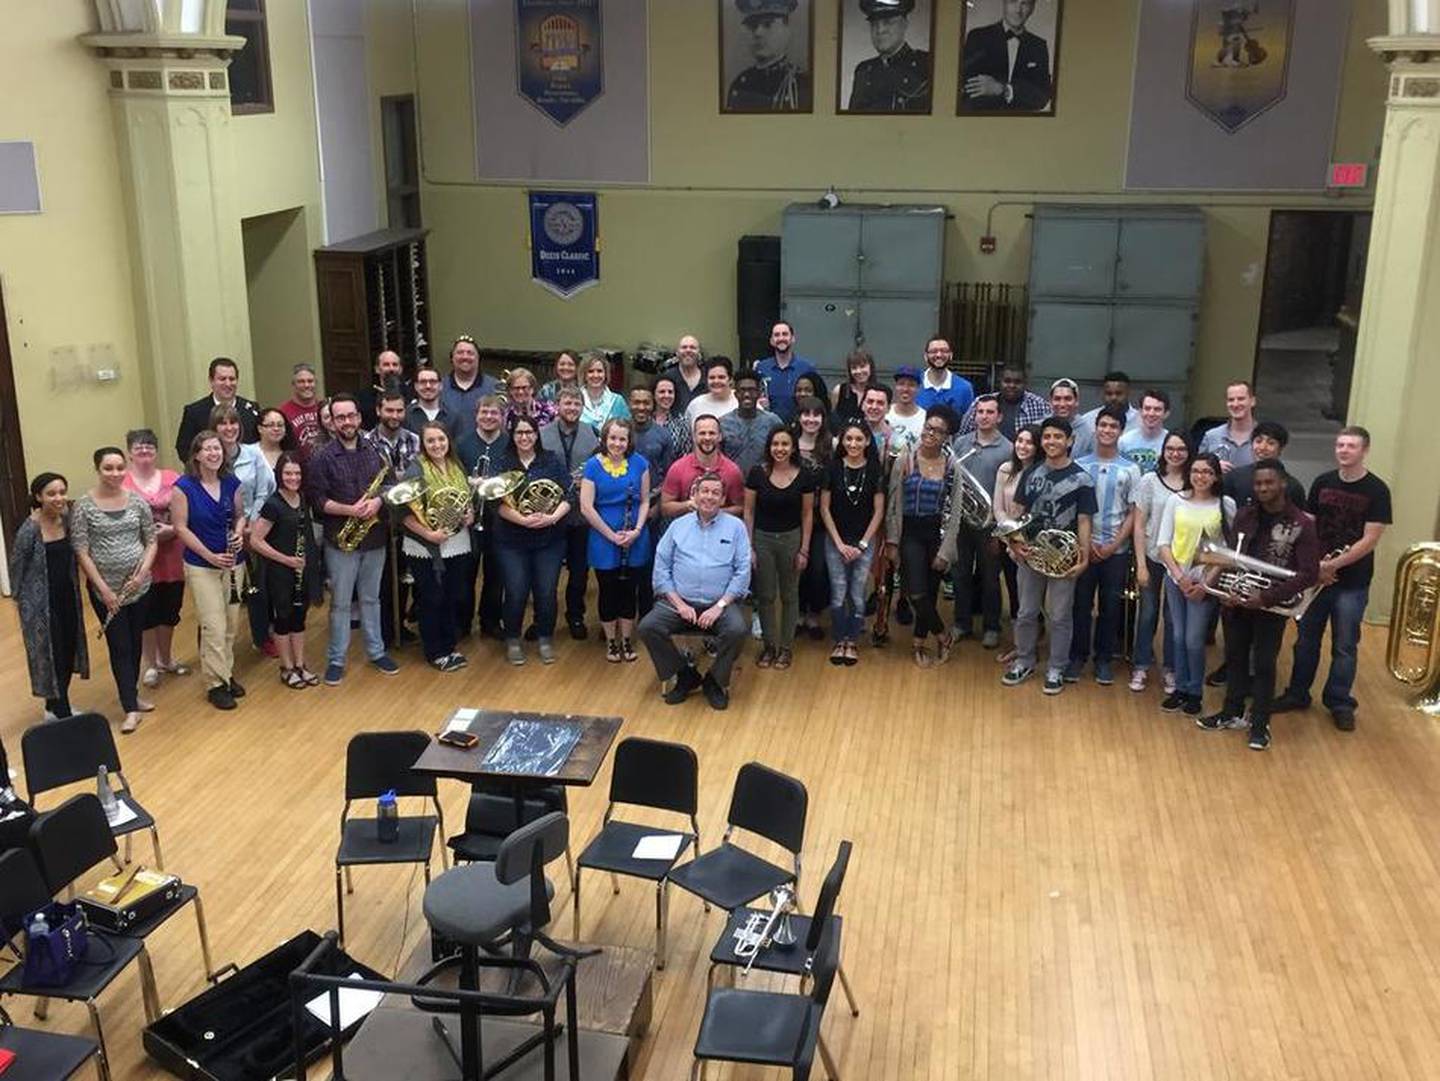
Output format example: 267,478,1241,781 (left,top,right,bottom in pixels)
417,811,595,1081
